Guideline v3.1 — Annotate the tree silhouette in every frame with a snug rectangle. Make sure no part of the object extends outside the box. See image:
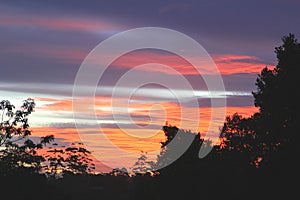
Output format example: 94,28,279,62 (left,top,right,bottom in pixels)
219,113,263,167
253,33,299,145
154,125,203,175
220,33,300,168
44,142,95,178
131,152,155,175
0,99,54,175
0,98,94,178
